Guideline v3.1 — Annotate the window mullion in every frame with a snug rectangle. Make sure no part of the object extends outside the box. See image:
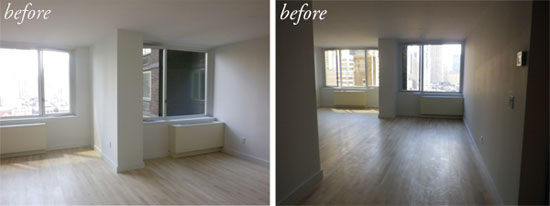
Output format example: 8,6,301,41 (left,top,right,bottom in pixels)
418,44,424,92
38,50,46,116
337,50,341,87
364,49,367,87
162,49,167,119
